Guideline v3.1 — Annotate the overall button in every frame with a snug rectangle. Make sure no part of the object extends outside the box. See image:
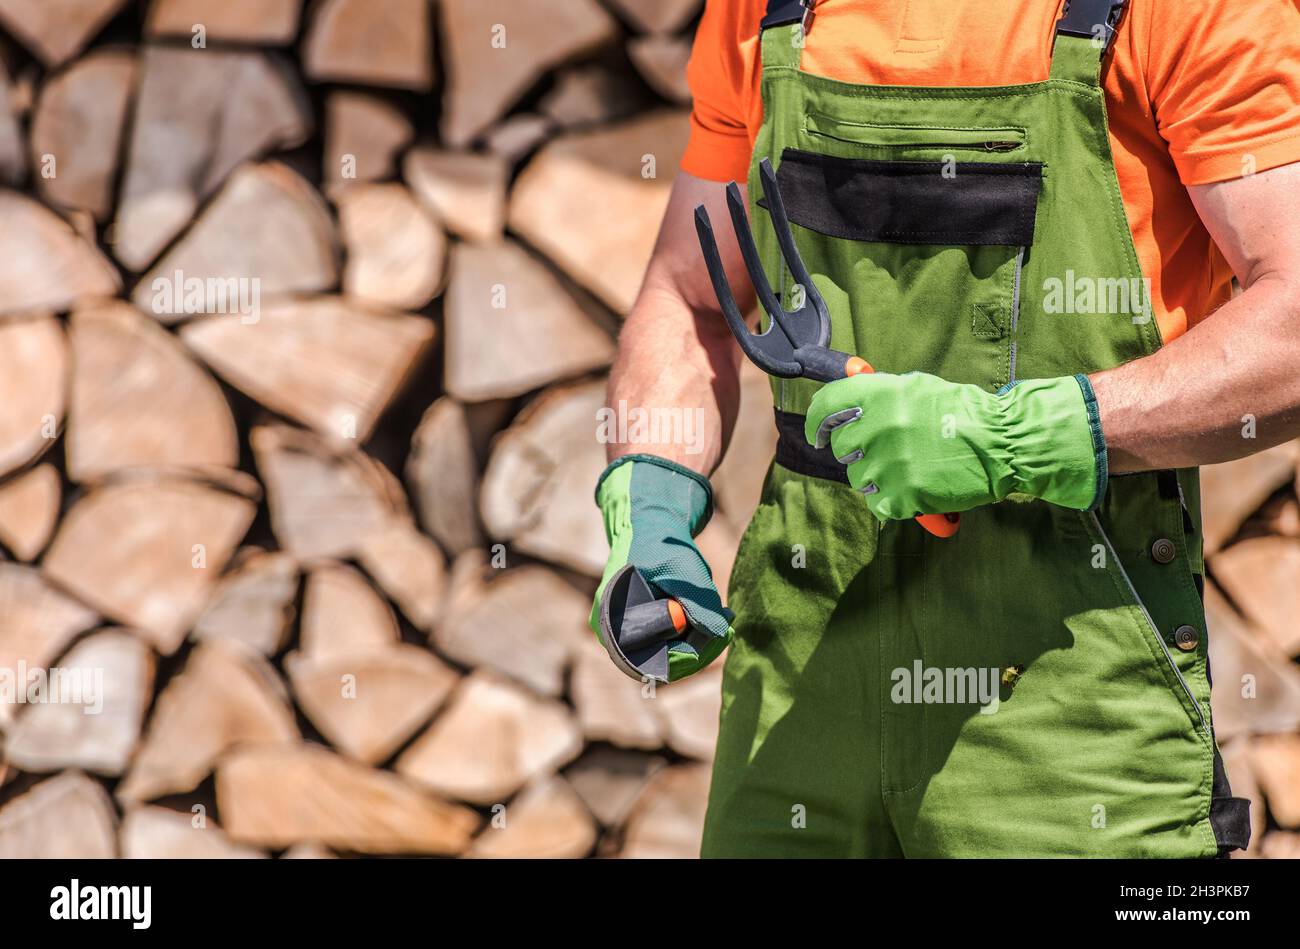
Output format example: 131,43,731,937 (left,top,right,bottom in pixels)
1151,538,1177,564
1173,625,1199,652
